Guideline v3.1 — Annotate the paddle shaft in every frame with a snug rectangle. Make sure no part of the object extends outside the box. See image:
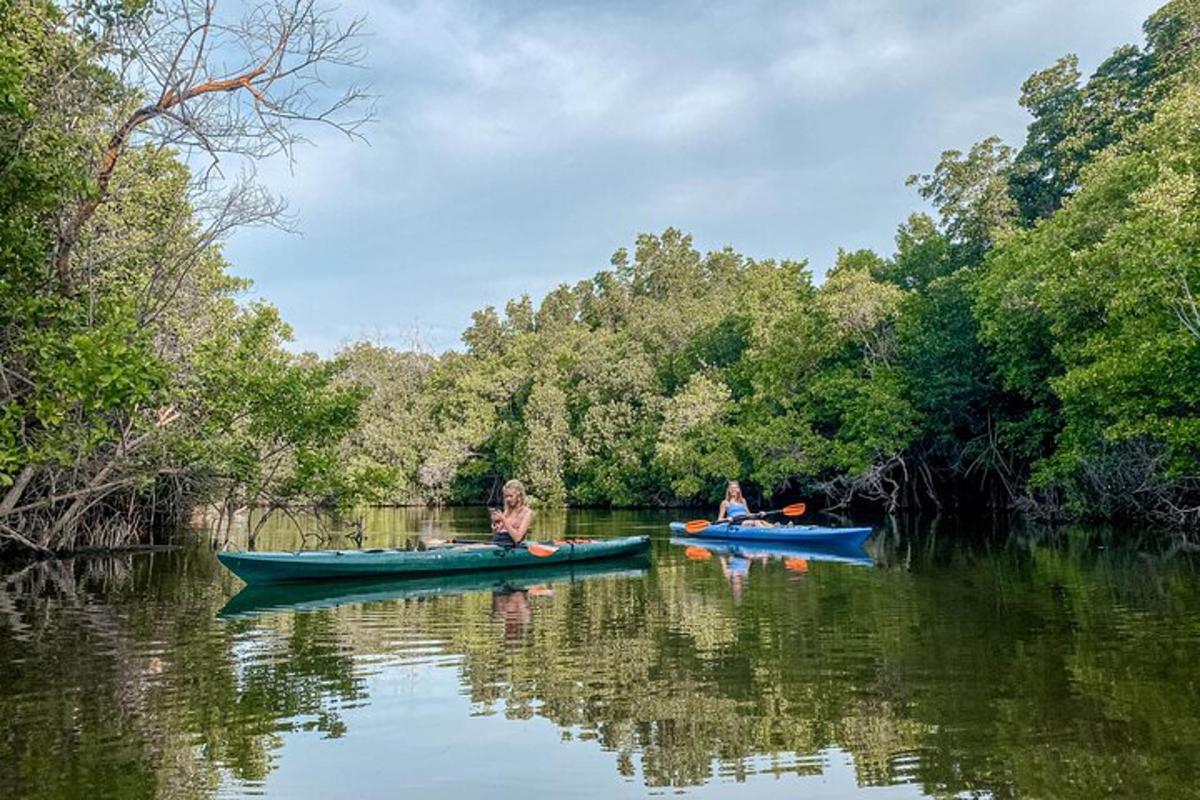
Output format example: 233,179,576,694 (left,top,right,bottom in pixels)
683,502,807,534
736,502,806,521
424,536,558,556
